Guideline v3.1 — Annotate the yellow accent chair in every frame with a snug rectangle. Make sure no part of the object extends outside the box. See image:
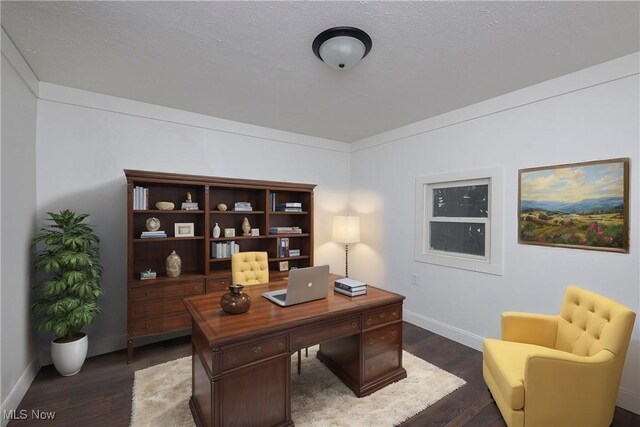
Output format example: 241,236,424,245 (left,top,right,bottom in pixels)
231,251,269,285
483,286,636,427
